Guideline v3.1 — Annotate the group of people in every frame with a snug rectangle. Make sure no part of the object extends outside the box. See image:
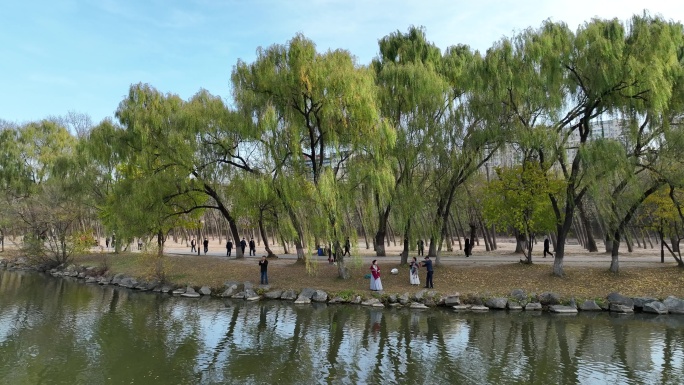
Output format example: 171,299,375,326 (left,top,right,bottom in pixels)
189,237,257,256
369,255,435,291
